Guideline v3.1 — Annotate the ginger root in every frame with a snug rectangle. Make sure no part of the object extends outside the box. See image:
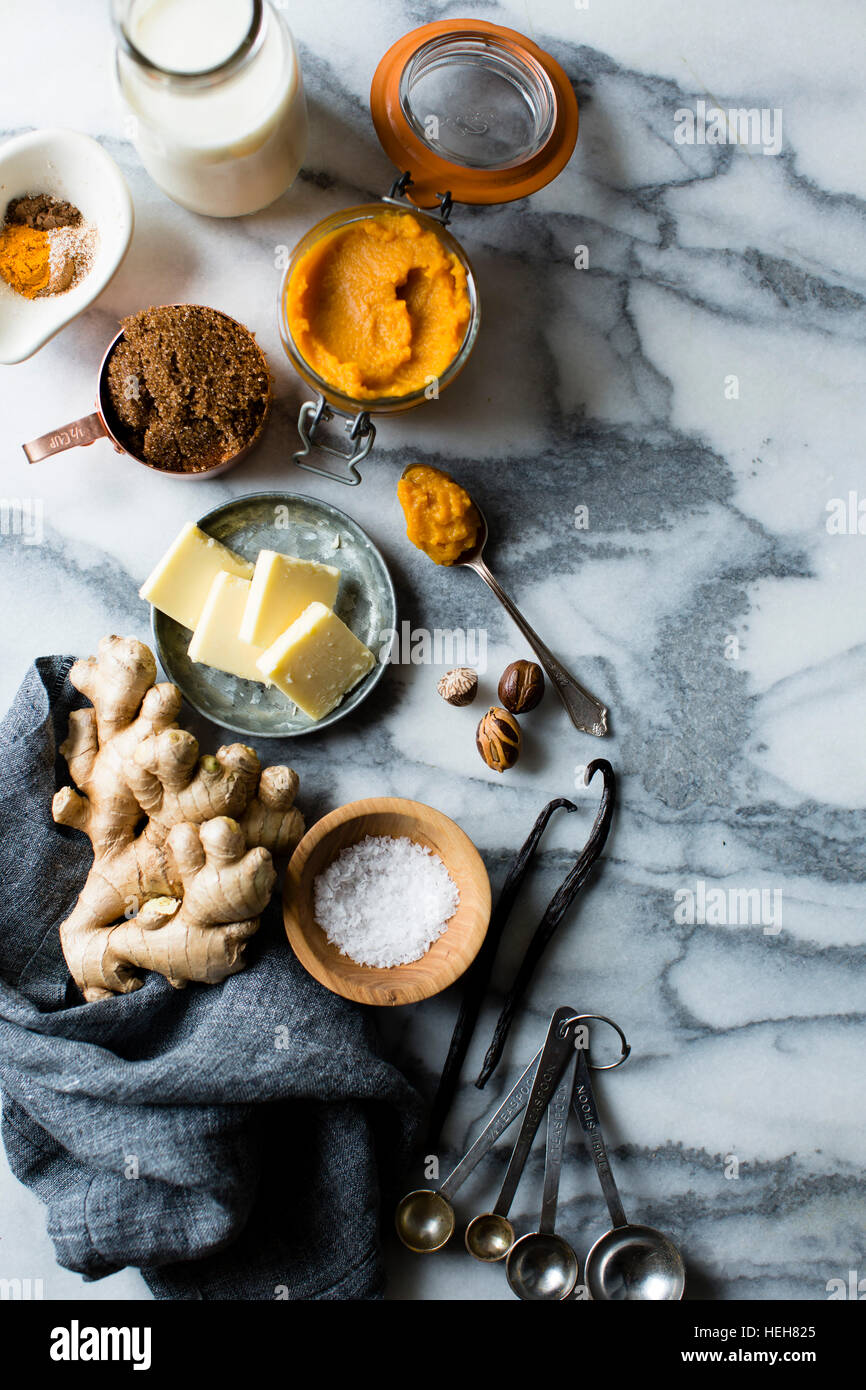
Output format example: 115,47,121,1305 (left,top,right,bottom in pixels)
52,635,305,1001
